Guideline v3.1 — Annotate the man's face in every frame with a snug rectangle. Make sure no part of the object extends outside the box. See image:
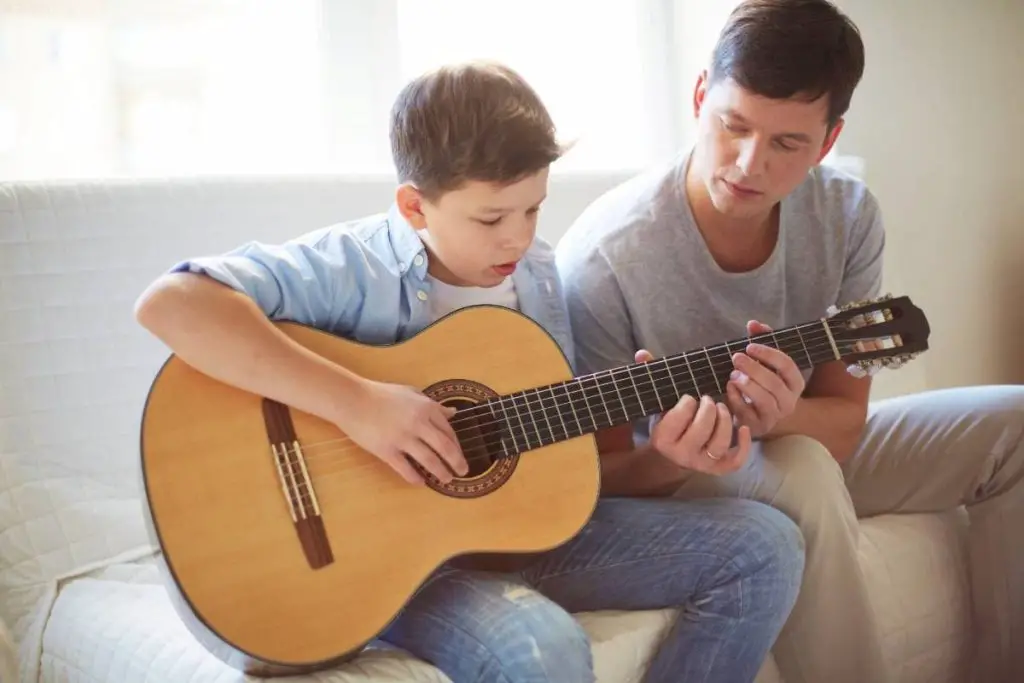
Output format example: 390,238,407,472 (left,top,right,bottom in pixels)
691,73,842,220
